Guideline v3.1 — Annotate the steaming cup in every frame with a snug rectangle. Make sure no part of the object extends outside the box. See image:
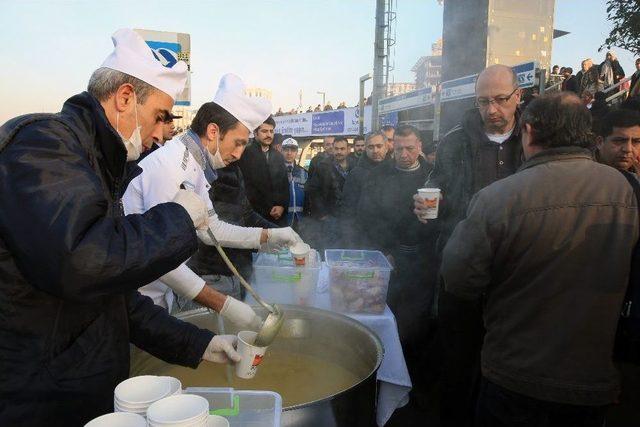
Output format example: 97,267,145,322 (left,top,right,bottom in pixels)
290,242,311,266
417,188,441,220
235,331,268,379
